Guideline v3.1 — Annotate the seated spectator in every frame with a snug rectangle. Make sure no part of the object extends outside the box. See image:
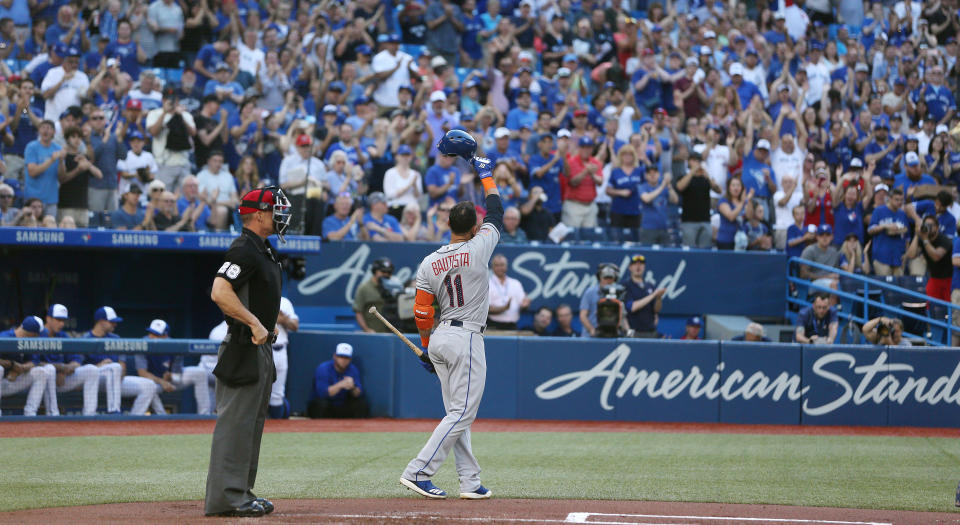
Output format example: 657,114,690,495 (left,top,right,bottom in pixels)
363,192,403,242
795,293,838,344
732,322,771,342
501,206,528,244
59,216,76,228
800,224,840,295
552,304,578,337
622,255,665,338
176,176,212,232
680,317,702,340
11,198,43,227
40,214,57,227
153,191,196,231
838,233,871,275
110,186,149,230
323,192,365,241
743,200,773,251
399,202,430,242
196,151,239,231
905,213,953,302
307,343,368,419
531,306,553,336
0,183,18,225
488,254,530,330
862,316,906,346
